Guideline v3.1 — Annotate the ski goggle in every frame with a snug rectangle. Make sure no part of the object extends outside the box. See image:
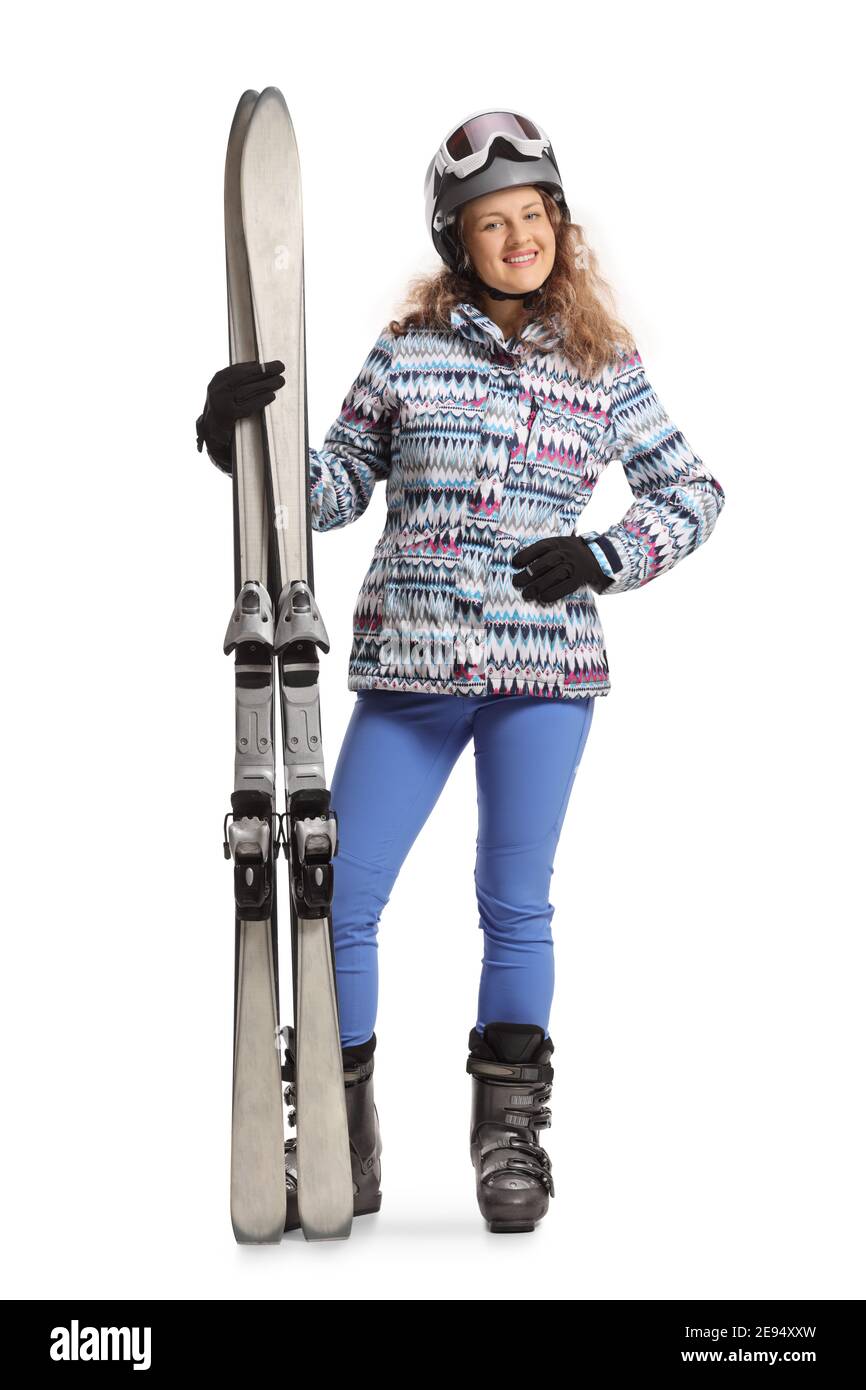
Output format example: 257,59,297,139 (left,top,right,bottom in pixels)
439,110,552,180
